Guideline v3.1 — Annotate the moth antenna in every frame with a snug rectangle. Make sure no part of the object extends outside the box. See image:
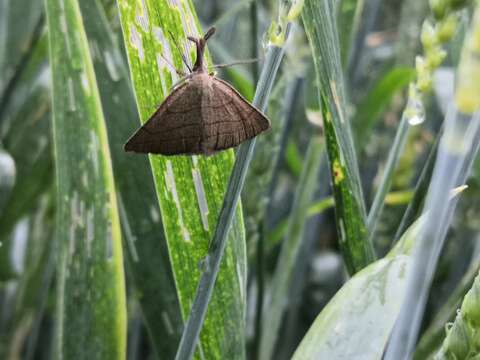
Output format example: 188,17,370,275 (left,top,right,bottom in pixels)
159,53,186,76
168,30,193,73
210,58,260,70
187,36,199,45
203,27,216,41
